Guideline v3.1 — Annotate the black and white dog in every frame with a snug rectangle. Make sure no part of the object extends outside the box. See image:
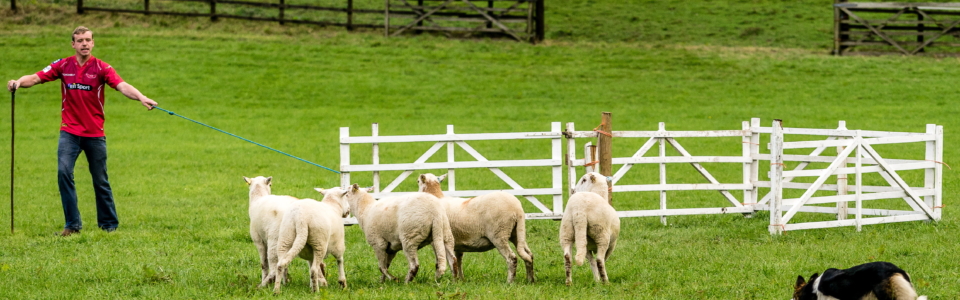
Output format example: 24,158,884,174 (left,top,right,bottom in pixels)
793,261,927,300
